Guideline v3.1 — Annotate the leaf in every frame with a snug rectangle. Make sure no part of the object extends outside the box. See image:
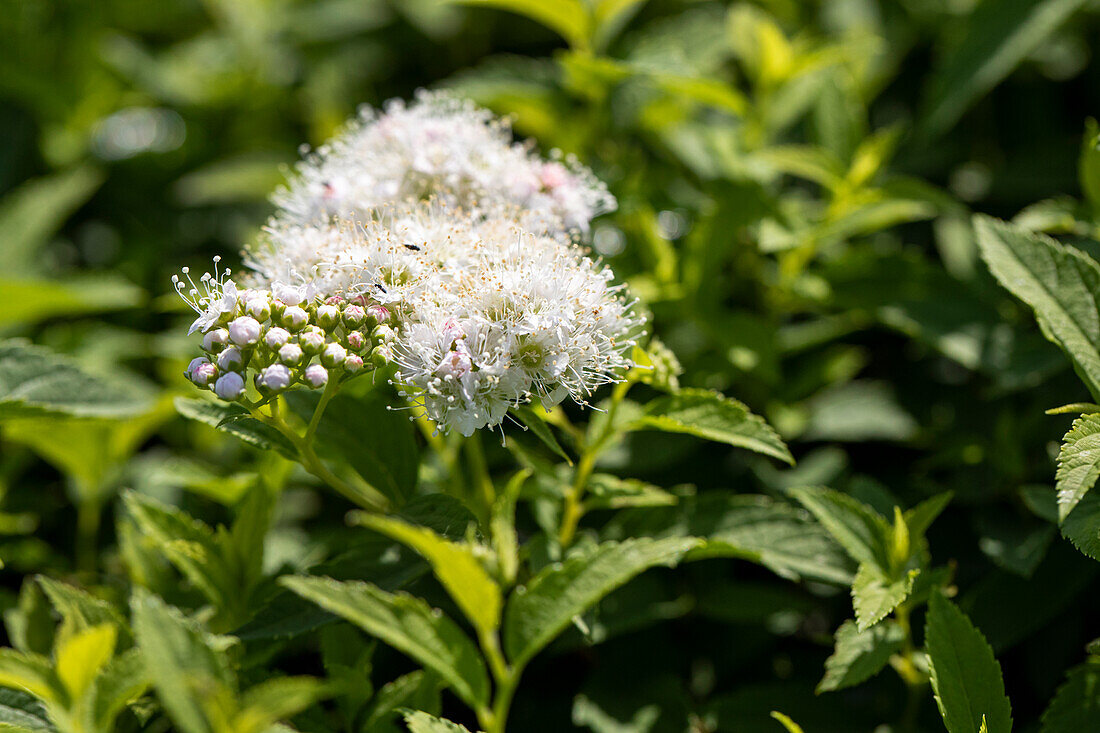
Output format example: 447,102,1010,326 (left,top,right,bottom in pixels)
174,397,298,458
0,689,54,731
1056,414,1100,521
35,577,129,644
975,215,1100,400
0,167,103,275
630,389,793,465
920,0,1089,138
801,381,918,443
905,492,954,542
769,712,806,733
511,405,573,465
402,711,475,733
503,537,700,666
583,474,677,510
1042,659,1100,732
279,576,490,710
86,649,148,733
227,483,275,597
456,0,591,49
1061,491,1100,561
787,487,891,571
1080,118,1100,214
234,677,328,733
817,619,906,693
351,513,502,636
925,593,1013,733
0,652,63,707
851,564,917,631
130,589,235,733
0,341,150,419
0,275,143,328
55,623,117,700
